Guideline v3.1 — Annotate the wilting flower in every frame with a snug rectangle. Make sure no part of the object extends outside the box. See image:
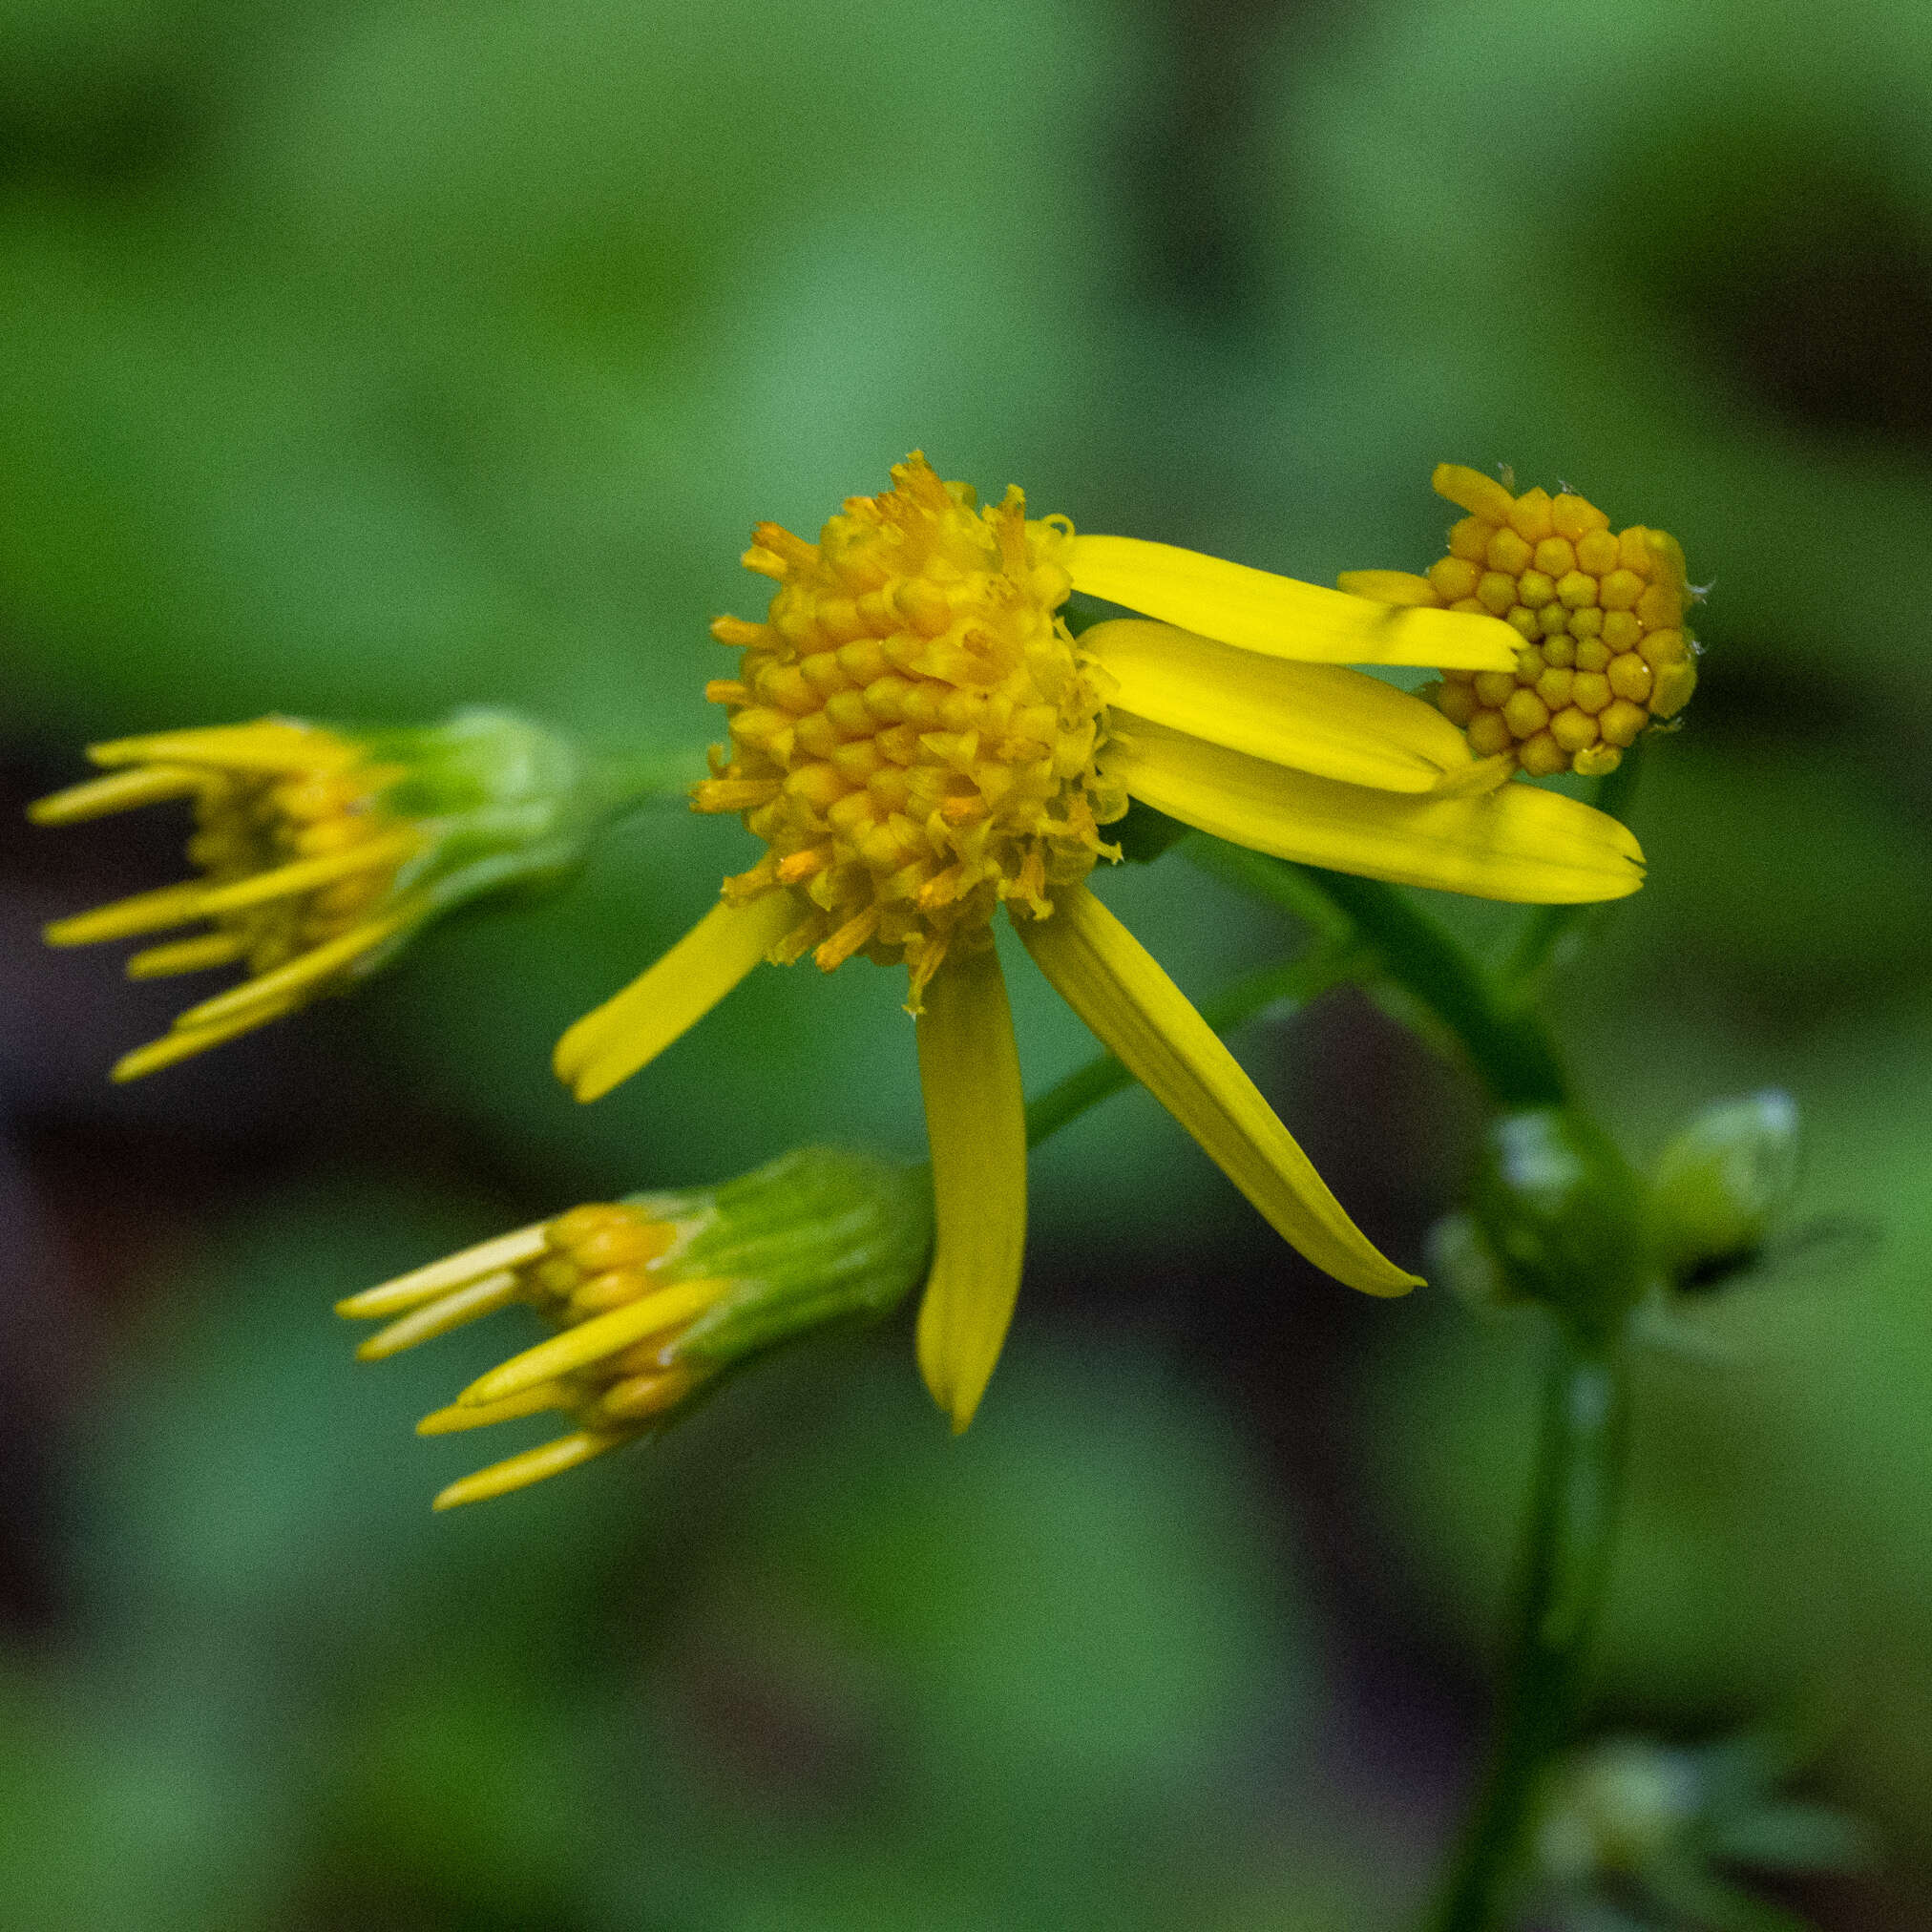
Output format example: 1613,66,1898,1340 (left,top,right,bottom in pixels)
339,1146,930,1508
1342,465,1697,778
556,452,1646,1427
32,708,660,1080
